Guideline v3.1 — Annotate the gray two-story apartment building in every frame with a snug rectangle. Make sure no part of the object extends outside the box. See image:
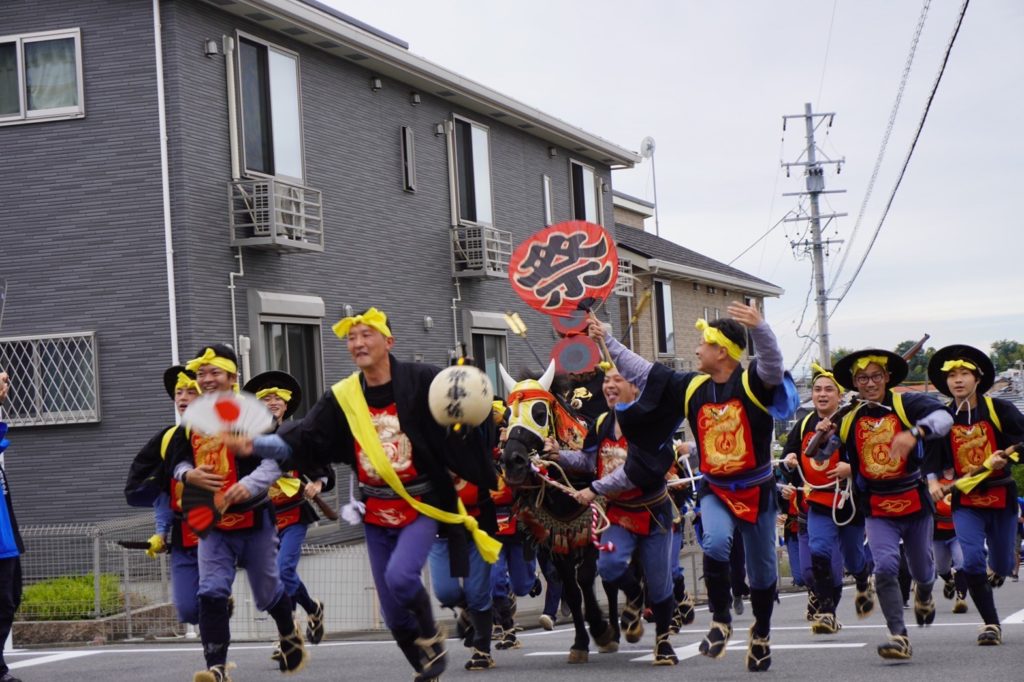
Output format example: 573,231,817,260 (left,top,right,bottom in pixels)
0,0,638,526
